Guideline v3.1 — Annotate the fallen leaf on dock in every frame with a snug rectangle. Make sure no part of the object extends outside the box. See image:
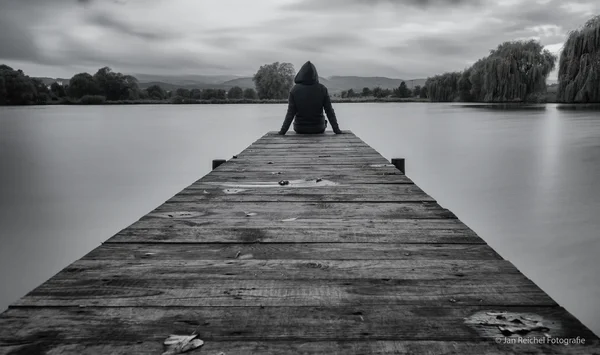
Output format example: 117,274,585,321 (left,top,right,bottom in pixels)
245,212,257,217
465,311,551,337
235,251,241,258
281,217,297,222
278,180,290,186
203,190,210,194
162,334,204,355
223,189,247,194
